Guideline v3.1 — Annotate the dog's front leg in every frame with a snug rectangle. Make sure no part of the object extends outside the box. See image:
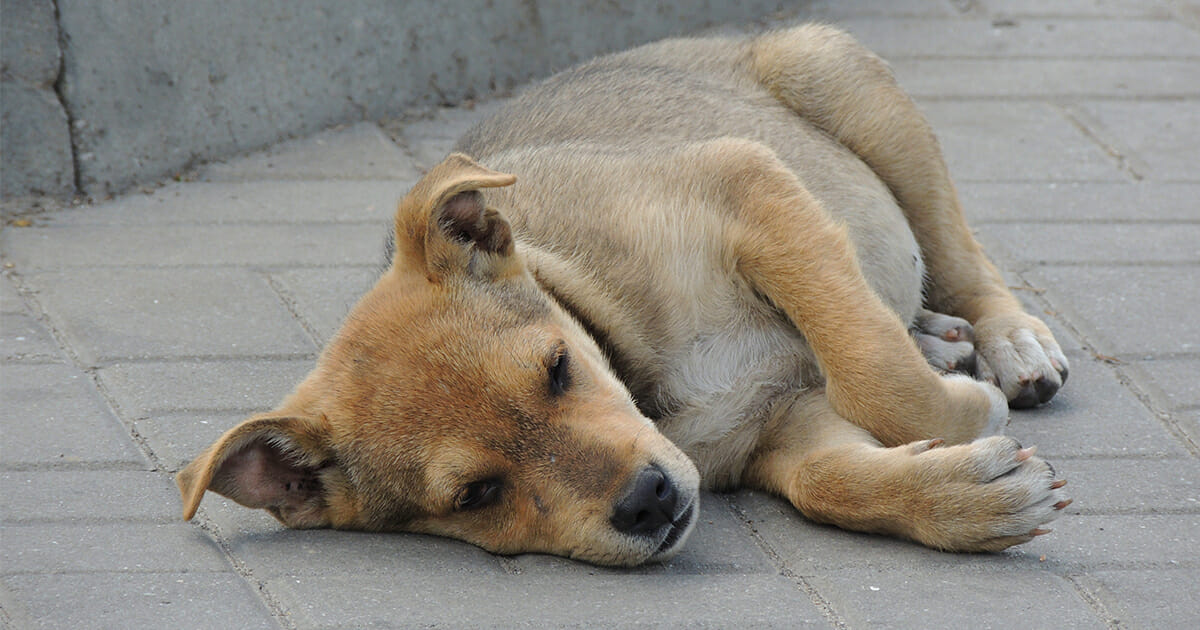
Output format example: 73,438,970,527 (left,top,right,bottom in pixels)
744,391,1070,551
710,139,1006,446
